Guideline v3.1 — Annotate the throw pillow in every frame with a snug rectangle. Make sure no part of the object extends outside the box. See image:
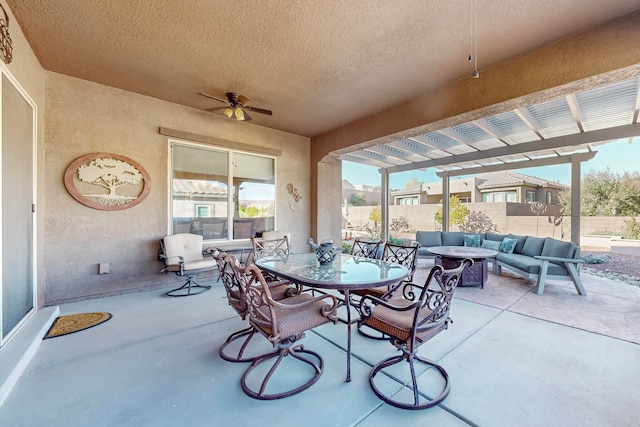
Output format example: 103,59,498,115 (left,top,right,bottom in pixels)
499,237,518,254
480,239,501,251
464,234,481,247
